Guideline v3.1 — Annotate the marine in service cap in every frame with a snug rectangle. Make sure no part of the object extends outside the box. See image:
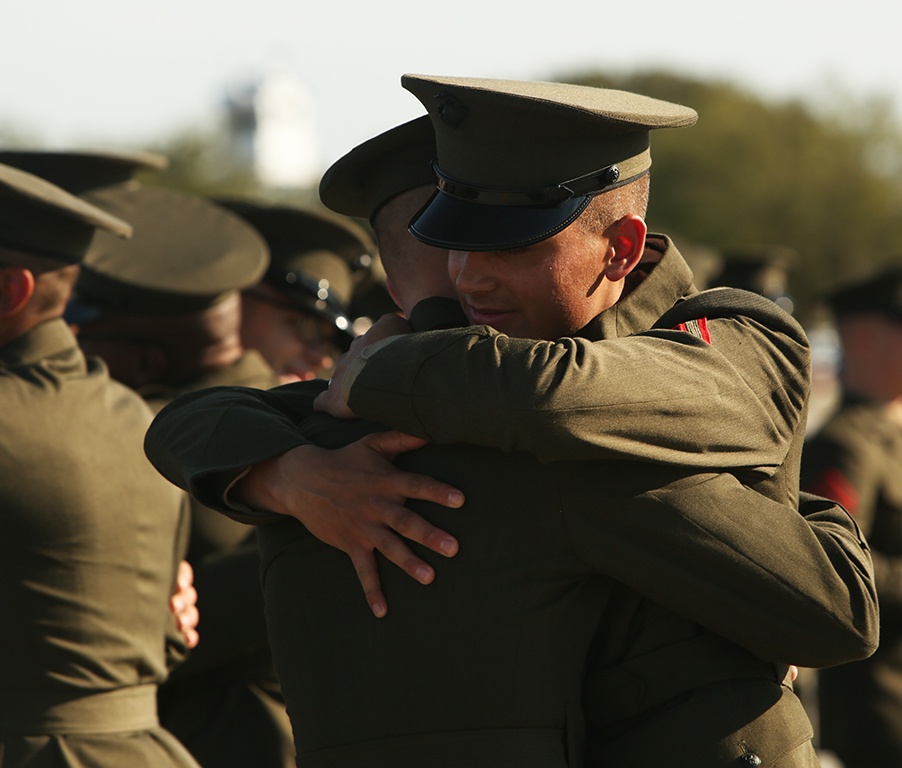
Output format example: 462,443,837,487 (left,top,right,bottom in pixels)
0,162,131,264
828,266,902,322
0,148,168,195
74,186,268,315
318,115,436,222
217,199,374,343
400,74,697,251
